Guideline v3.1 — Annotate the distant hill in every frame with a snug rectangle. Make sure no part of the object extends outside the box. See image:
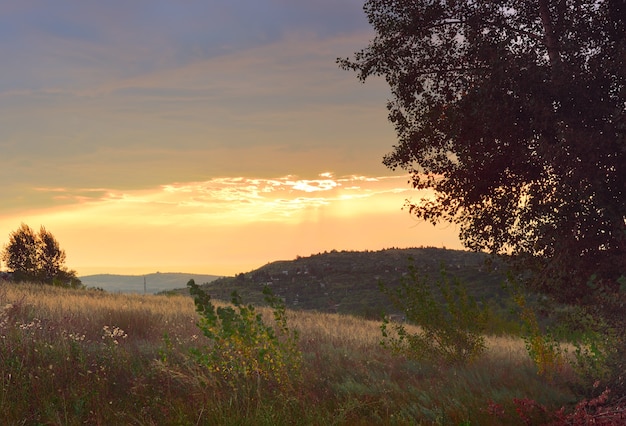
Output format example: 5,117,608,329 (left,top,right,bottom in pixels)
174,248,511,319
80,272,221,294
